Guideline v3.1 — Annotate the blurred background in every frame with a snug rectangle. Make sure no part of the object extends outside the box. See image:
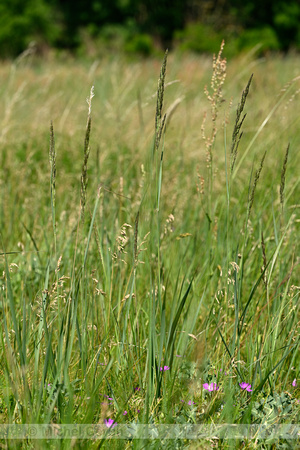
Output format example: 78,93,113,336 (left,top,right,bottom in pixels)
0,0,300,59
